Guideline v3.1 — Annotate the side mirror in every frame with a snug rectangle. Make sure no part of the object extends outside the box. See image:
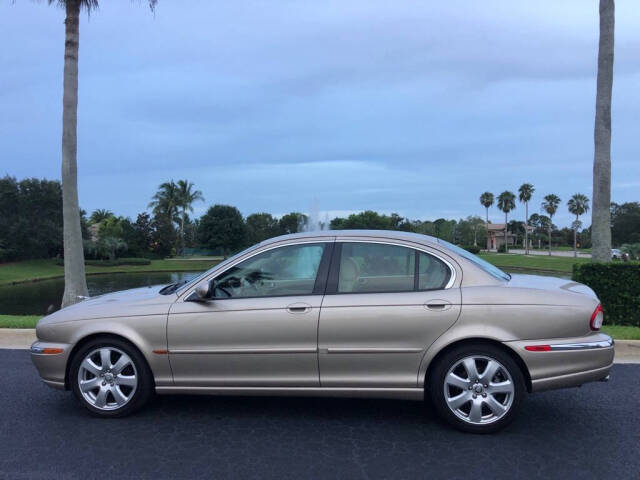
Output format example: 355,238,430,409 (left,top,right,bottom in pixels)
194,281,211,300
